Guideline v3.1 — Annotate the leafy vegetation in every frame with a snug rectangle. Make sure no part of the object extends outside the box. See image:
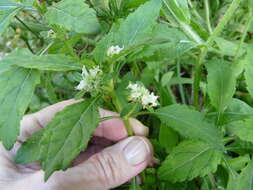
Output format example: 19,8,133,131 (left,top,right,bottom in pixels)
1,0,253,189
